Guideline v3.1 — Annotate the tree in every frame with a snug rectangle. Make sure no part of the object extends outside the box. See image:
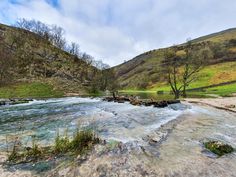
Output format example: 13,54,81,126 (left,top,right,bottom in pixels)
162,47,182,99
162,42,212,99
68,42,80,56
181,41,212,97
15,18,51,40
15,19,66,50
209,42,227,59
50,25,66,49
